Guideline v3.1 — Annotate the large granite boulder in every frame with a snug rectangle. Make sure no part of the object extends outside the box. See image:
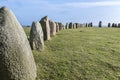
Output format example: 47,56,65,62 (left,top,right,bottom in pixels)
0,7,37,80
49,20,56,37
29,22,44,51
40,16,51,40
